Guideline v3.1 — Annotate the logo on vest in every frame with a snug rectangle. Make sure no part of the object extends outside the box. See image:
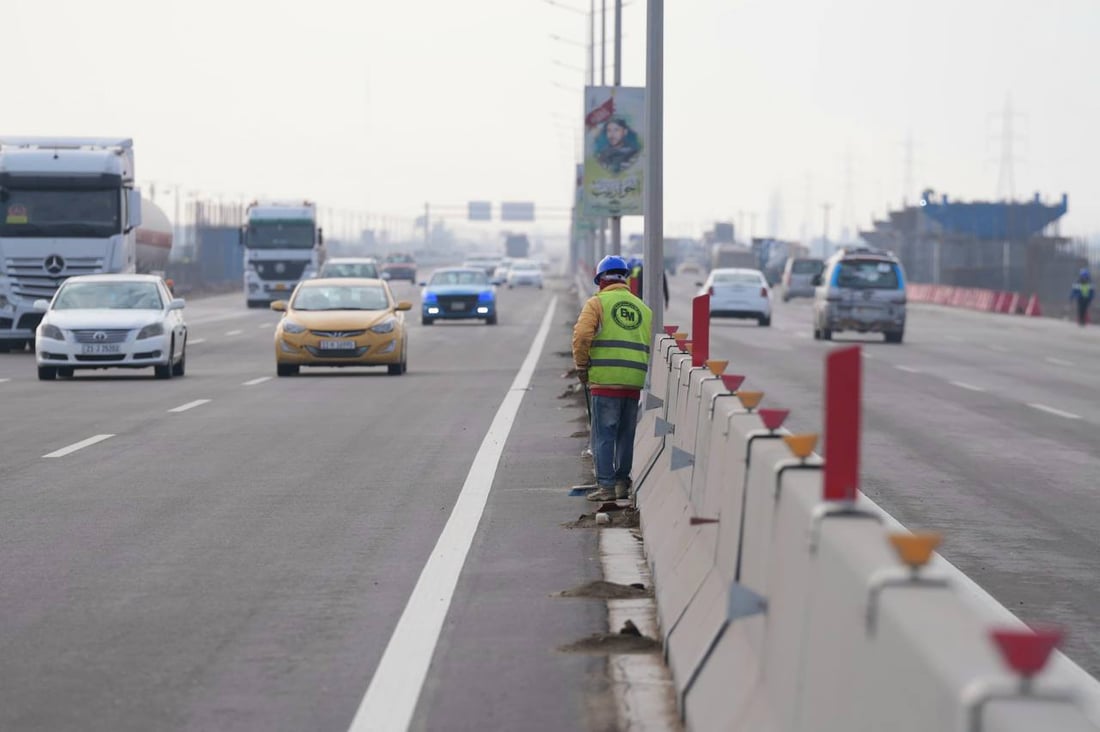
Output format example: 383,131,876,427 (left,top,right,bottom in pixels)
611,301,643,330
